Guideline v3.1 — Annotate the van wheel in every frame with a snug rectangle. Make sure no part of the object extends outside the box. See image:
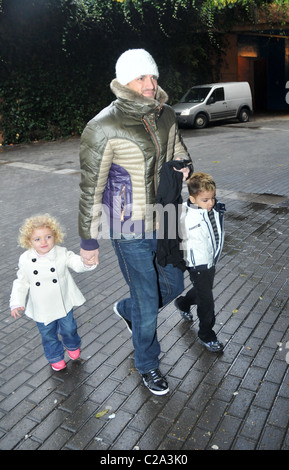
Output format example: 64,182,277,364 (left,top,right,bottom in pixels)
238,108,250,123
194,113,208,129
